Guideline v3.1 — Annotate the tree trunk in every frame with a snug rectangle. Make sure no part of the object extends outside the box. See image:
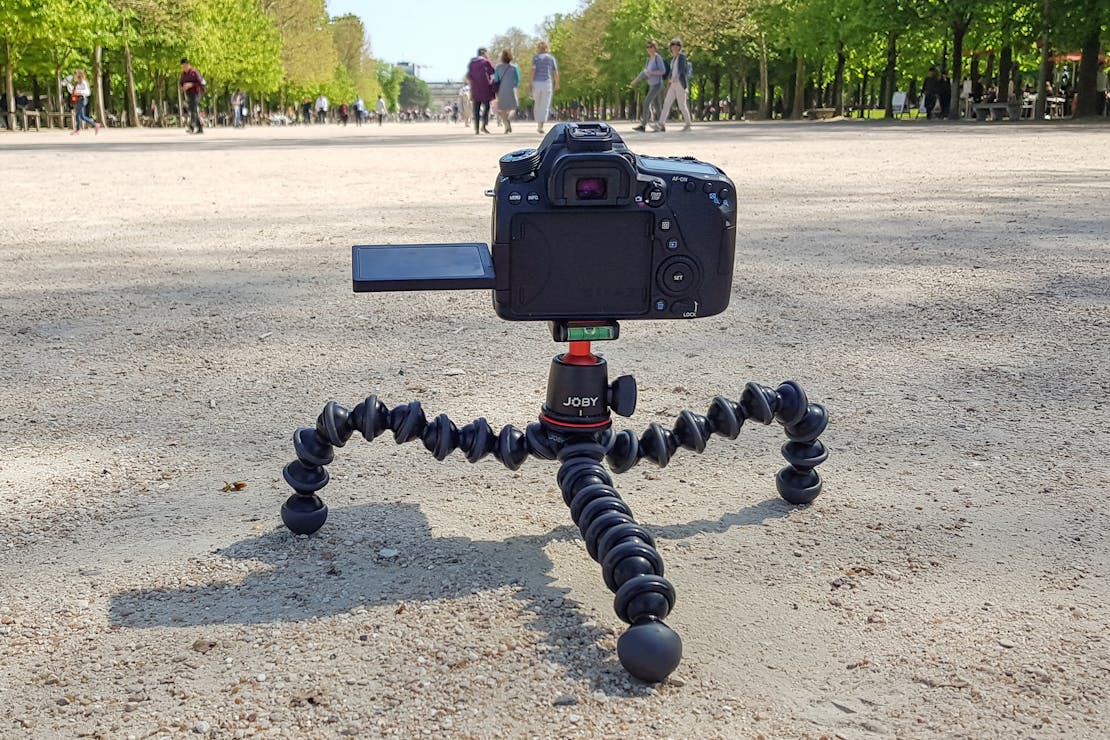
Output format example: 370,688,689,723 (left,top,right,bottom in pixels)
94,46,106,124
833,42,846,115
884,32,897,118
792,55,806,119
1074,30,1101,117
949,21,968,120
1034,0,1050,119
124,44,138,126
712,70,721,120
997,46,1012,99
55,68,64,120
4,38,14,131
859,70,868,118
759,33,770,119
